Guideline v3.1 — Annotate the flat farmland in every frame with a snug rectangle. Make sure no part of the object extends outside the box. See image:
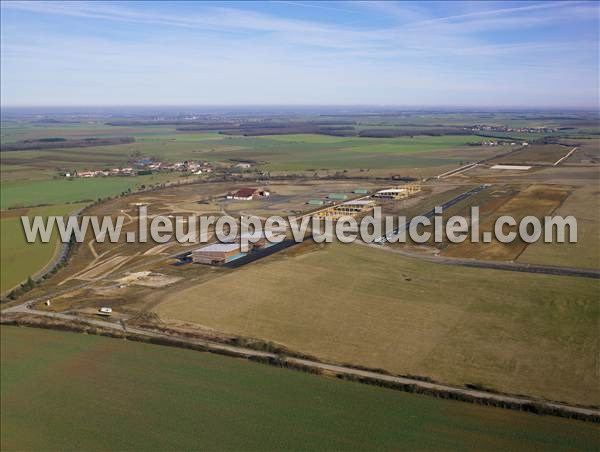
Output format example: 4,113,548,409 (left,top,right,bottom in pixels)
494,144,574,165
560,138,600,164
0,203,84,292
0,122,179,143
3,326,598,451
206,134,501,171
0,173,180,209
155,243,599,407
441,184,570,261
519,185,600,269
2,130,501,174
